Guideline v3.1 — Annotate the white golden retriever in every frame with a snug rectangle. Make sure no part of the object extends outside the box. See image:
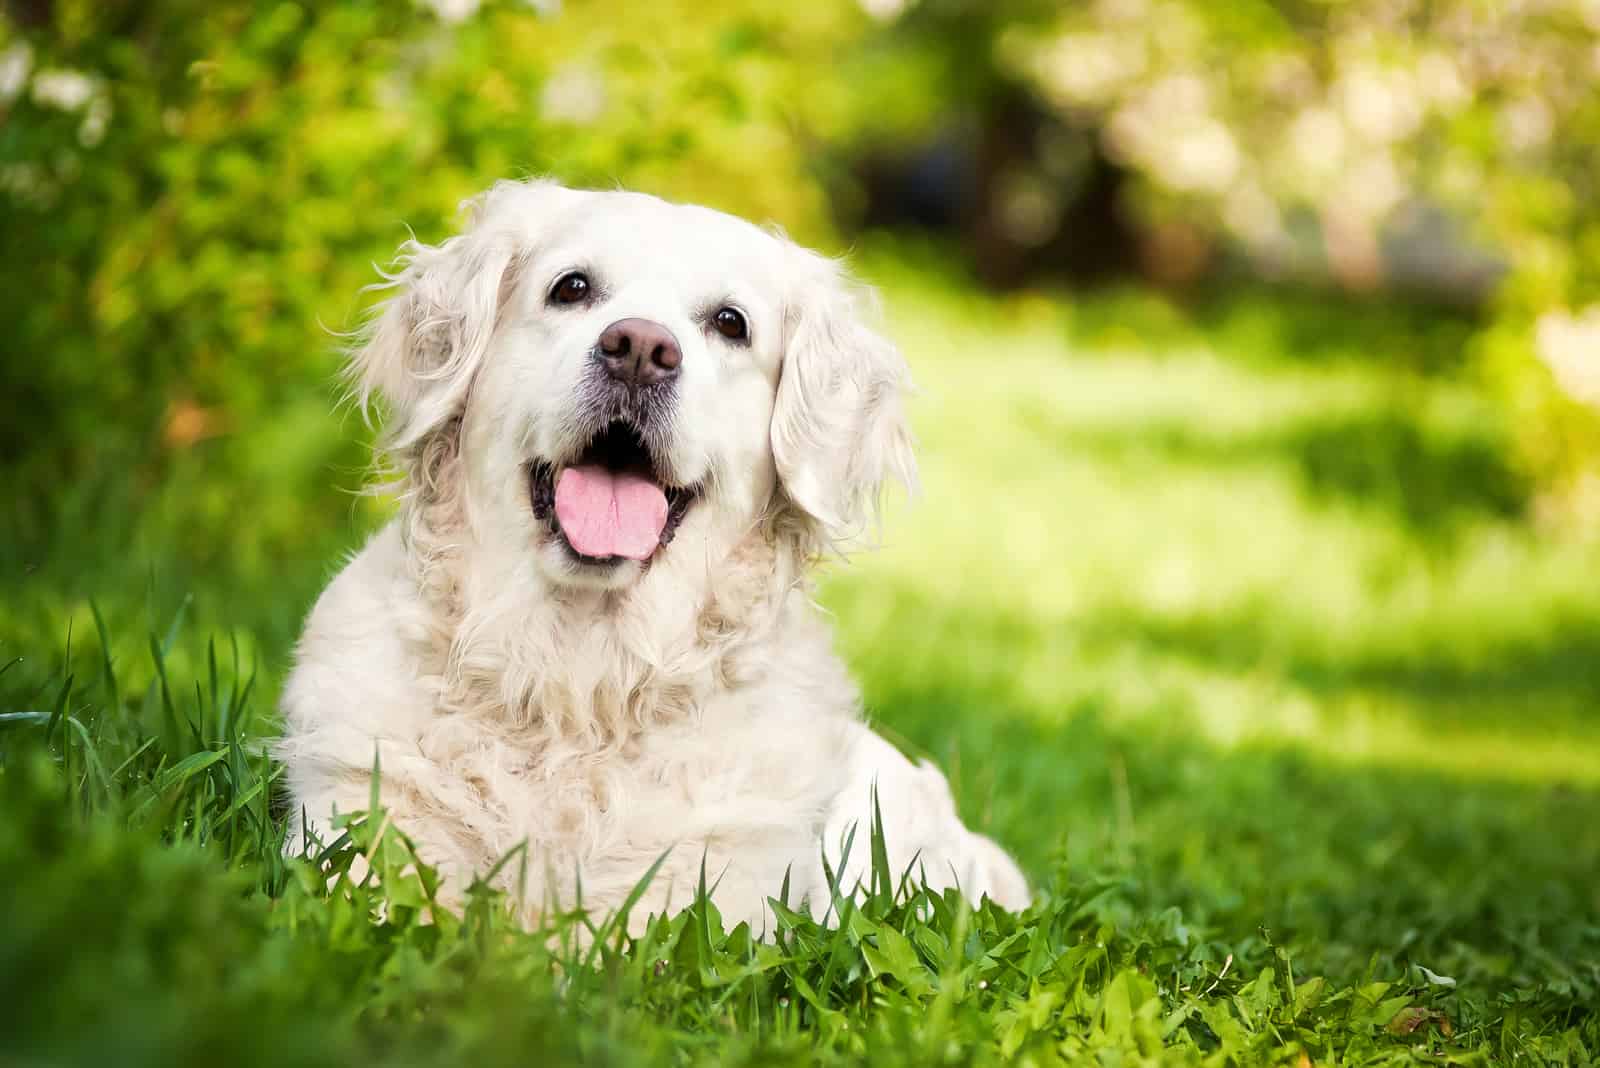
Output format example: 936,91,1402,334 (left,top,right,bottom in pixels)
278,179,1028,930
